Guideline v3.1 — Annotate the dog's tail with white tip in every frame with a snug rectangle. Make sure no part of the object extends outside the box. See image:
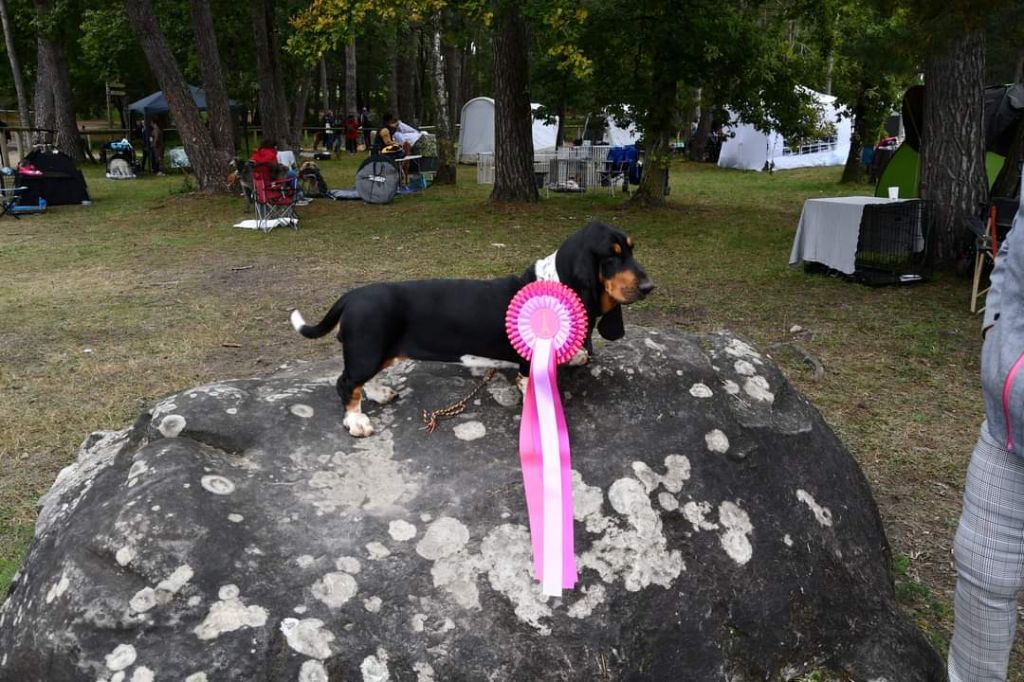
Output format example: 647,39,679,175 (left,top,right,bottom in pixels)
290,299,346,339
